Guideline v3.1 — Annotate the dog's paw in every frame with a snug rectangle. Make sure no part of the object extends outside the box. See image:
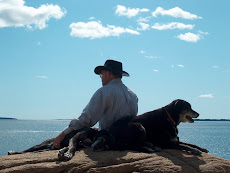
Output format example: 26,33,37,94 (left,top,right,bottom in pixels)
200,148,209,153
63,152,73,161
191,149,202,155
58,147,68,160
58,151,64,159
8,151,16,155
142,146,160,153
152,146,161,152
